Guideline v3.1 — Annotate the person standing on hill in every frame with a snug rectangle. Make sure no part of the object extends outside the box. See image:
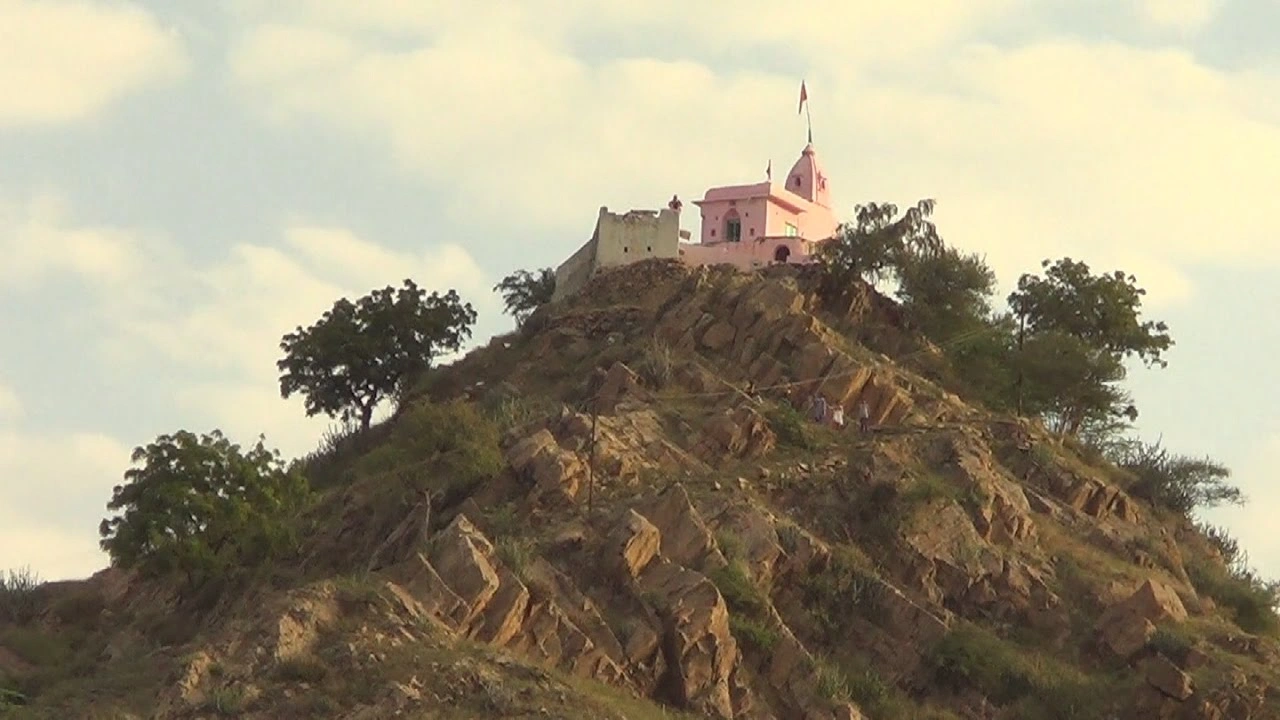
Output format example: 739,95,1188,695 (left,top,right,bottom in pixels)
831,404,845,429
811,394,828,424
857,399,871,434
